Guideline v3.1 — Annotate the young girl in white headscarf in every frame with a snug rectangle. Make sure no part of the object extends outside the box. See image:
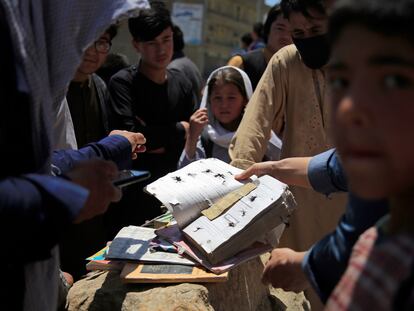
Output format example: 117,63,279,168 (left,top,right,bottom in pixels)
178,66,281,168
